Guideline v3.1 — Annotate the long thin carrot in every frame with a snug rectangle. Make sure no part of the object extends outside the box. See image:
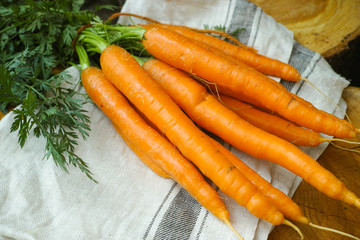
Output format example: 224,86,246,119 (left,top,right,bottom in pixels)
218,94,360,146
214,78,357,135
106,12,300,82
105,12,254,52
134,25,357,138
76,45,243,237
112,122,170,178
202,133,308,224
142,58,360,210
144,23,301,82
